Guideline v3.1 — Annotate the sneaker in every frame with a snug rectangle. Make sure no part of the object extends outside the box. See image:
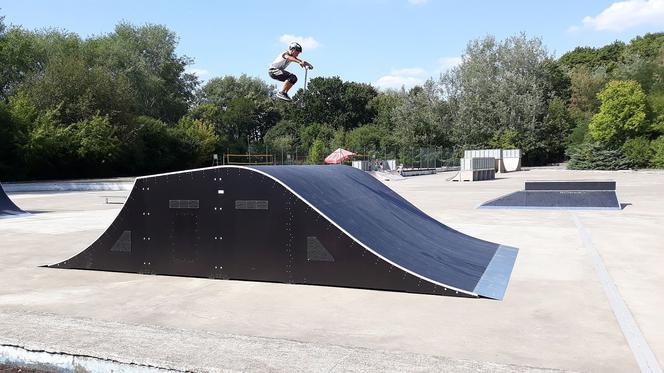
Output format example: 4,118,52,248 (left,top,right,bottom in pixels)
276,91,292,101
